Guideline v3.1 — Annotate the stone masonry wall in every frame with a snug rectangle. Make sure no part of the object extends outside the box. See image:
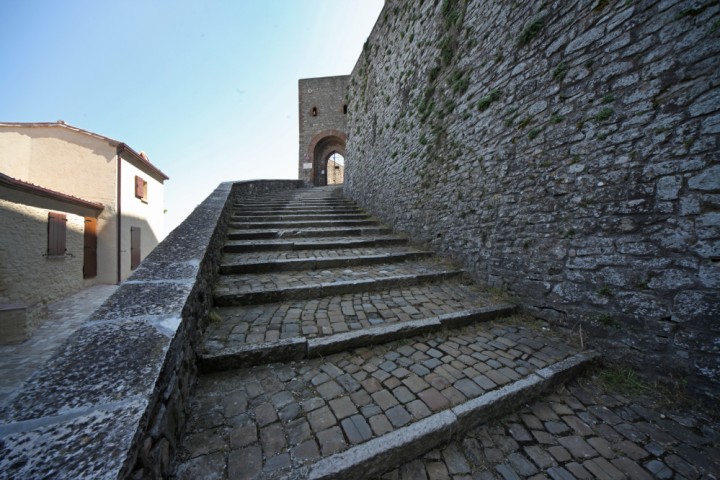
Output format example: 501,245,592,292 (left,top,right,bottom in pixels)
0,199,91,330
345,0,720,398
0,180,302,479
